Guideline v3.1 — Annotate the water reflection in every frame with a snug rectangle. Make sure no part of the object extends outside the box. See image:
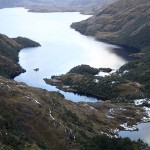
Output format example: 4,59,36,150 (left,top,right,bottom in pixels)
119,122,150,146
0,8,128,102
